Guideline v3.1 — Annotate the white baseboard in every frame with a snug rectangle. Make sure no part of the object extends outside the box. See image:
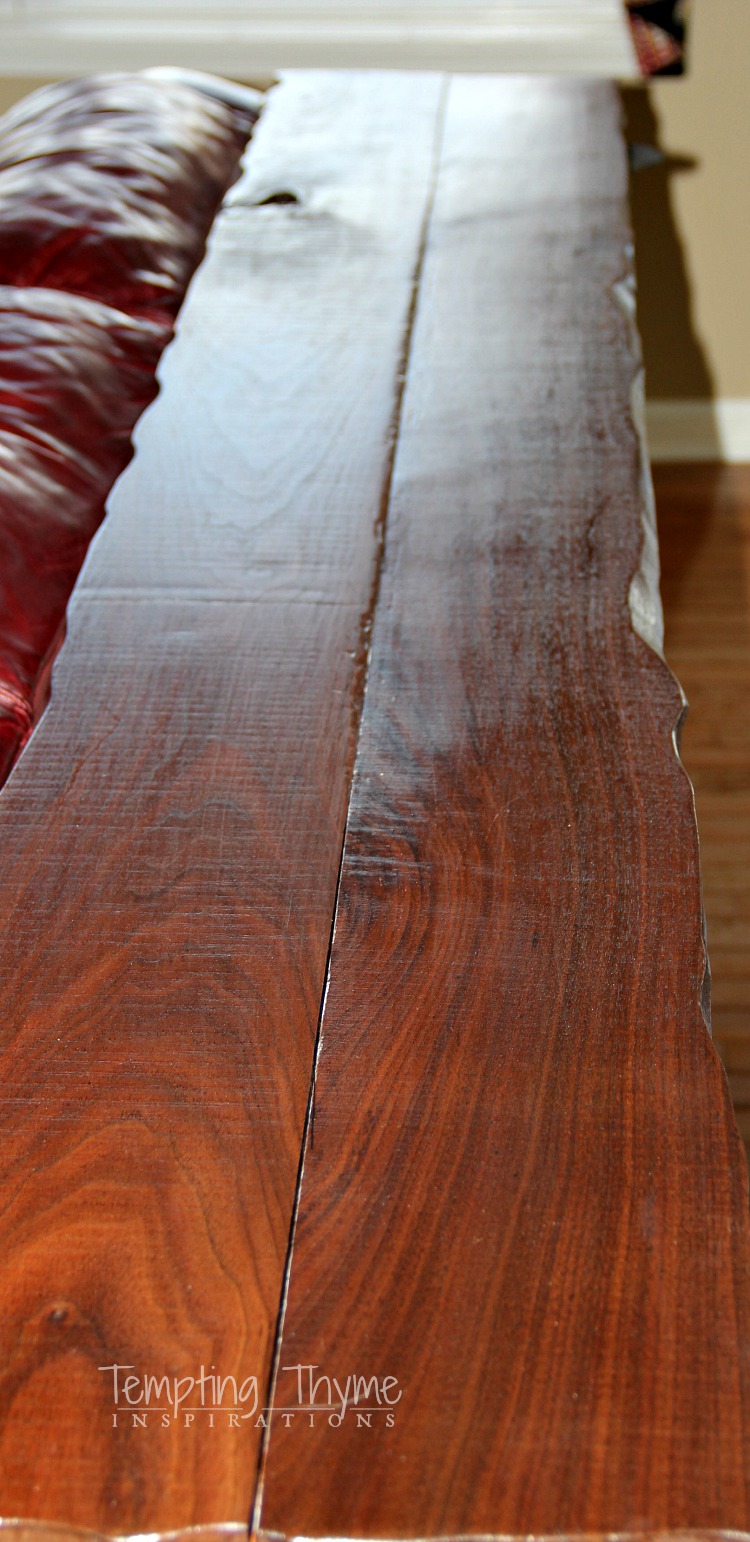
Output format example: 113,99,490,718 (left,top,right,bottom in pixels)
646,400,750,463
